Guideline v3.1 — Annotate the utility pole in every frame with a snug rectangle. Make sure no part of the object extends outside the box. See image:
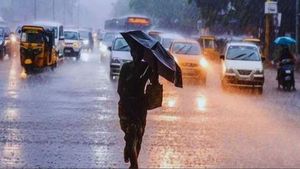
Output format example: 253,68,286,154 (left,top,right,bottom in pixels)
52,0,55,21
34,0,37,21
63,0,66,25
296,0,299,54
264,0,271,61
77,0,80,28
